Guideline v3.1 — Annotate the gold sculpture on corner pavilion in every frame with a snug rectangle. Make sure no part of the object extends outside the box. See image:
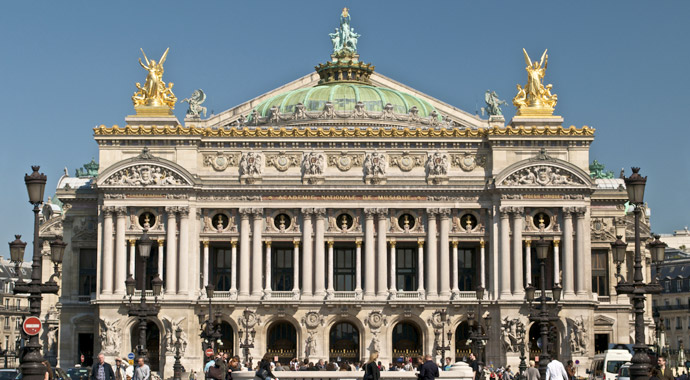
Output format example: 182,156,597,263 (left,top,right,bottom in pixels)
513,48,558,116
132,48,177,113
